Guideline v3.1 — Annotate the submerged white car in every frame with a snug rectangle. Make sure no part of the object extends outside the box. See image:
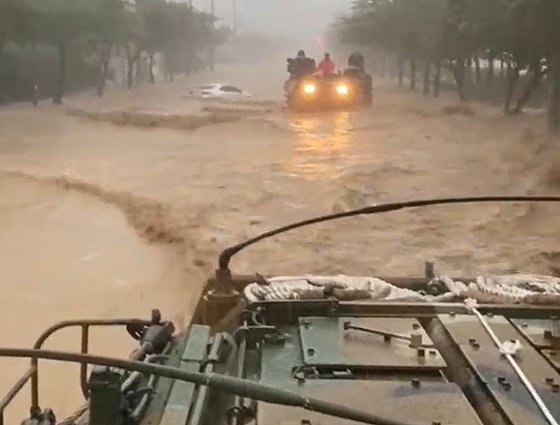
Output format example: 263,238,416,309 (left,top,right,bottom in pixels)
190,83,253,100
